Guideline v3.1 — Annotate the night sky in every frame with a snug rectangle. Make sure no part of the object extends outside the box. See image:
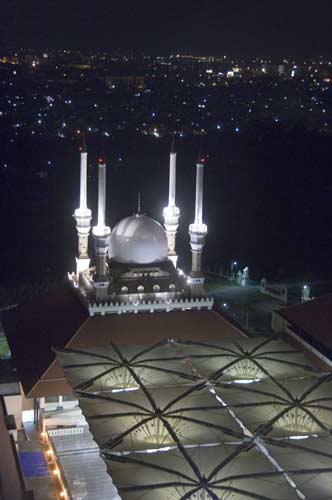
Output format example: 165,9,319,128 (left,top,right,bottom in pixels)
1,0,332,57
